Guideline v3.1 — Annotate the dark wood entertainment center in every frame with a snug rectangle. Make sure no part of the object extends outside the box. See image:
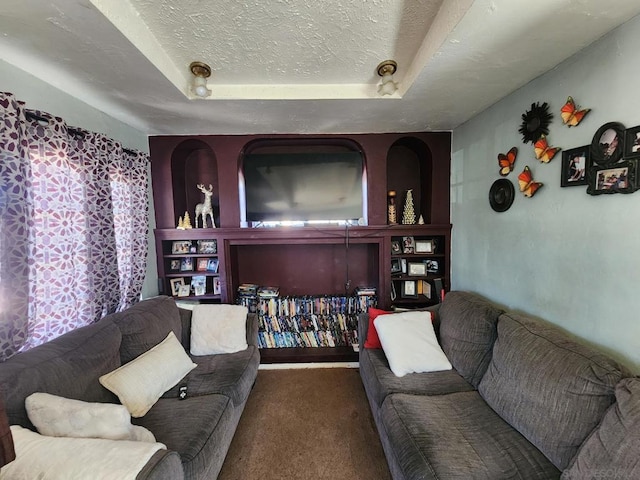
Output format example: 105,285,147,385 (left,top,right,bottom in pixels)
149,132,451,362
